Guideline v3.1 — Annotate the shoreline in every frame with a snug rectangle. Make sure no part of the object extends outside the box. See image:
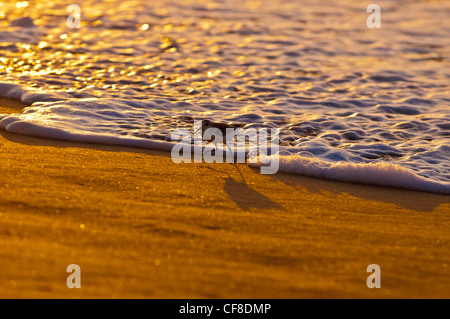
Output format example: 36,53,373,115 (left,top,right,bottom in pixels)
0,99,449,298
1,96,448,196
